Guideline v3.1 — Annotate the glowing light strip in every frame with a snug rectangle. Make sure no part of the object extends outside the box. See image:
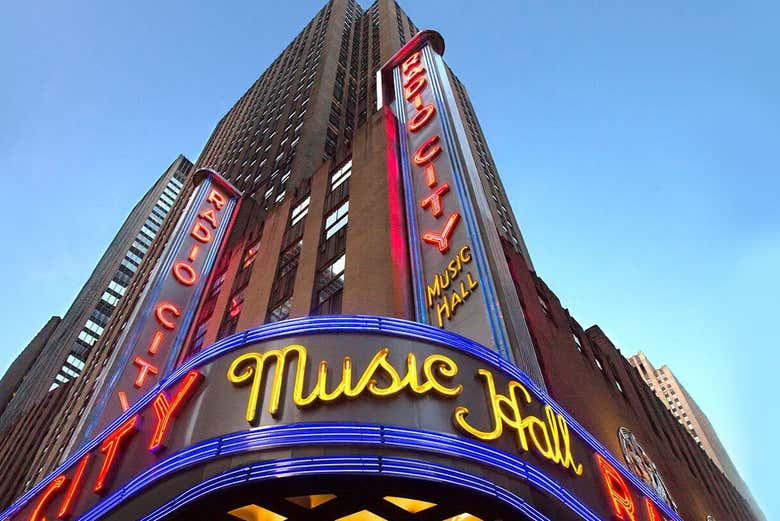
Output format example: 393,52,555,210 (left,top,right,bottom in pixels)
2,316,680,521
64,423,591,521
133,455,550,521
422,45,511,361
